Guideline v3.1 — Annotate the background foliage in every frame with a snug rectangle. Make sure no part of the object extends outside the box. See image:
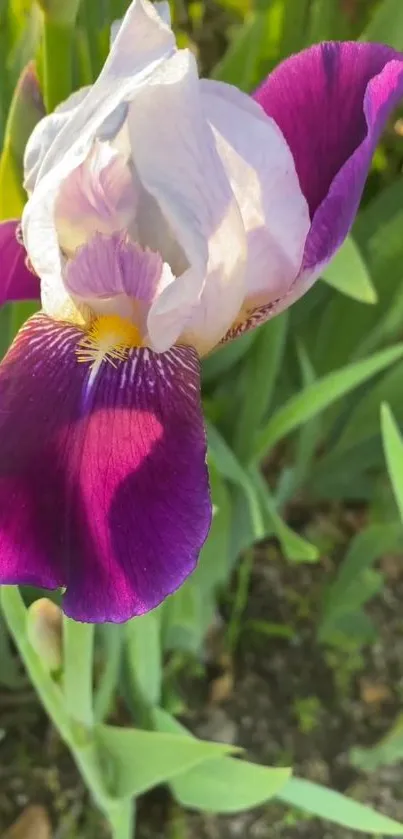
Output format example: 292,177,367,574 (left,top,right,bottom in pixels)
2,0,403,837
